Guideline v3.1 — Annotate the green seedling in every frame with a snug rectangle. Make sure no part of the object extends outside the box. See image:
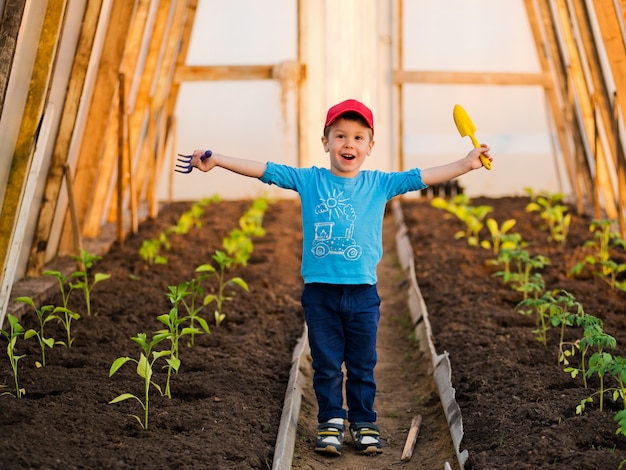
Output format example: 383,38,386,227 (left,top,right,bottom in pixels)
570,220,626,290
517,290,553,345
223,197,271,267
431,195,493,247
608,355,626,410
1,314,26,398
565,315,614,389
109,332,170,430
239,197,269,238
223,229,254,267
70,250,111,316
177,277,211,346
139,234,170,265
546,290,583,365
158,284,210,397
138,196,220,265
578,351,615,414
167,196,219,236
43,270,80,347
198,250,249,327
494,248,549,300
615,409,626,439
480,218,518,254
15,296,56,367
170,204,204,235
524,188,572,244
595,259,626,291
